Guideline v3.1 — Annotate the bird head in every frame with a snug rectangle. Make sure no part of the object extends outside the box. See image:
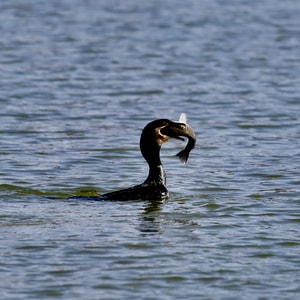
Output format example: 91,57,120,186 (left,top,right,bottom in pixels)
140,116,196,164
